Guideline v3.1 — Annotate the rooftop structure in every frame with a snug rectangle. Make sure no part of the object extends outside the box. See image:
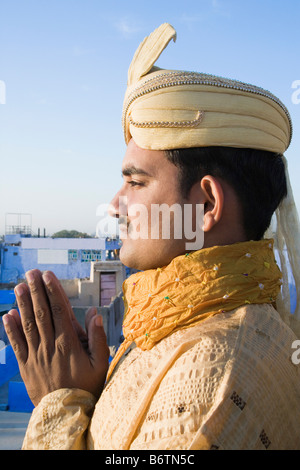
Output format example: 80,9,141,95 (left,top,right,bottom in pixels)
0,233,121,285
